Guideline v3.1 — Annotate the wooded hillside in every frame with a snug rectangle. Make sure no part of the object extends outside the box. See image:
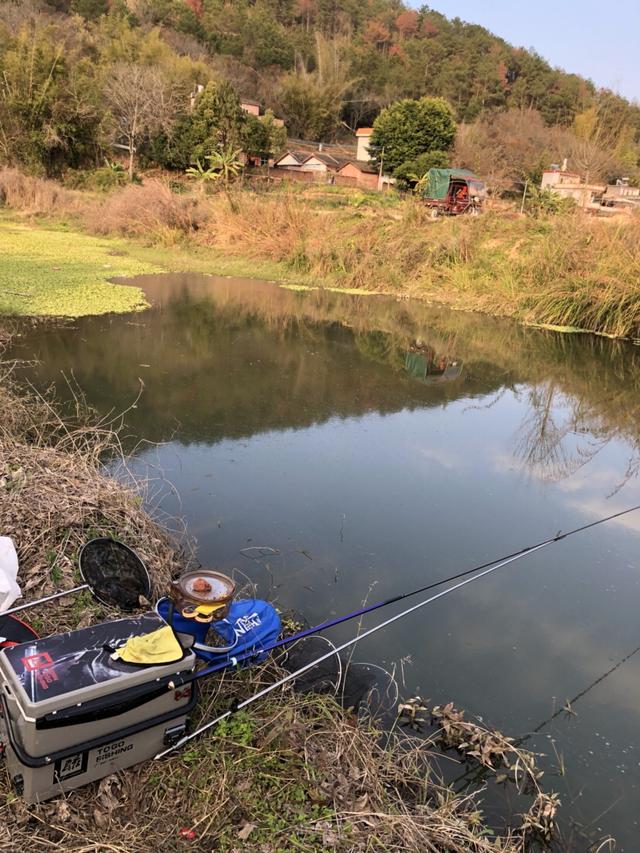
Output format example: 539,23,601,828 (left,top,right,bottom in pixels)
1,0,638,180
